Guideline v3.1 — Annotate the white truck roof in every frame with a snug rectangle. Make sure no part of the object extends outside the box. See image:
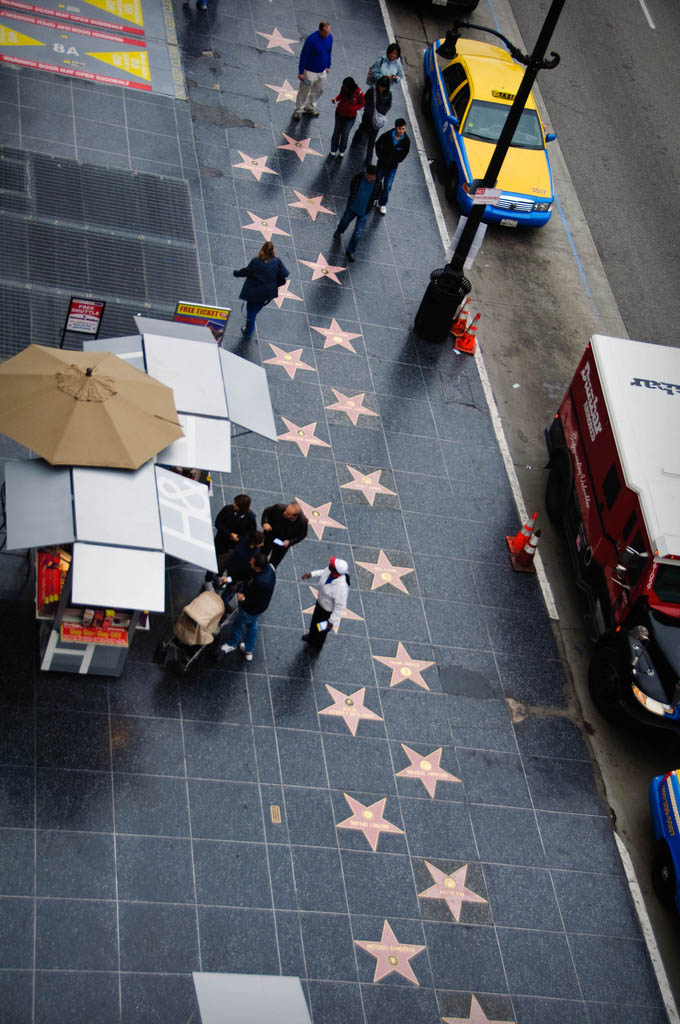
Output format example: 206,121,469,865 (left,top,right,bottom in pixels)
592,335,680,560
